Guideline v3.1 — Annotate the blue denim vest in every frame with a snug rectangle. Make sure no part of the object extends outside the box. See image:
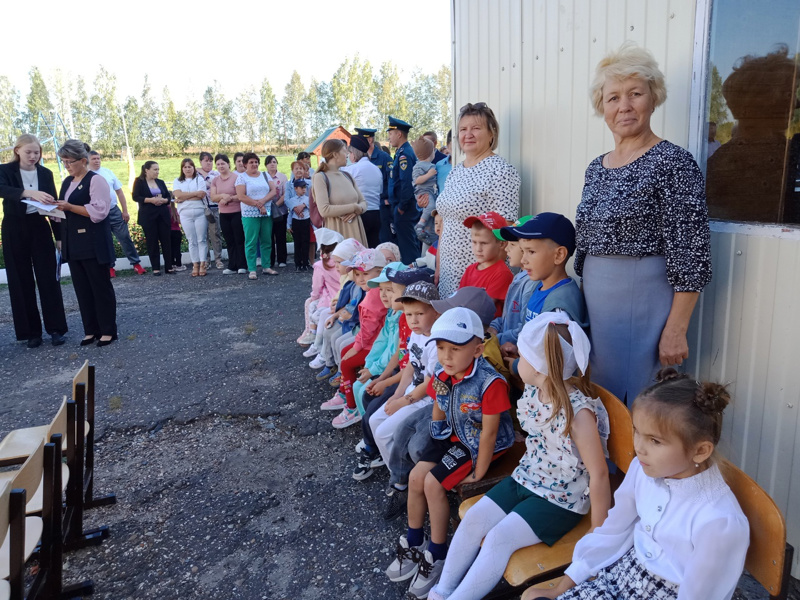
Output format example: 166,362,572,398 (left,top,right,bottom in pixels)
429,356,515,465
